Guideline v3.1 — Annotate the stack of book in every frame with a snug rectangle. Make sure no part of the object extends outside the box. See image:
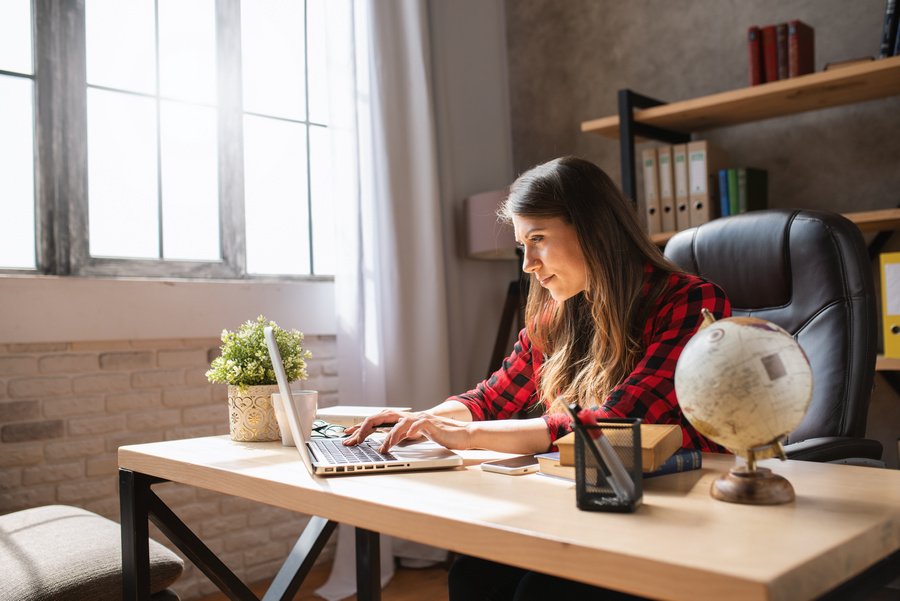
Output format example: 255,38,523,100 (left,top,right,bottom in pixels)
747,20,814,85
641,139,723,235
536,423,702,481
881,0,900,58
717,168,768,217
